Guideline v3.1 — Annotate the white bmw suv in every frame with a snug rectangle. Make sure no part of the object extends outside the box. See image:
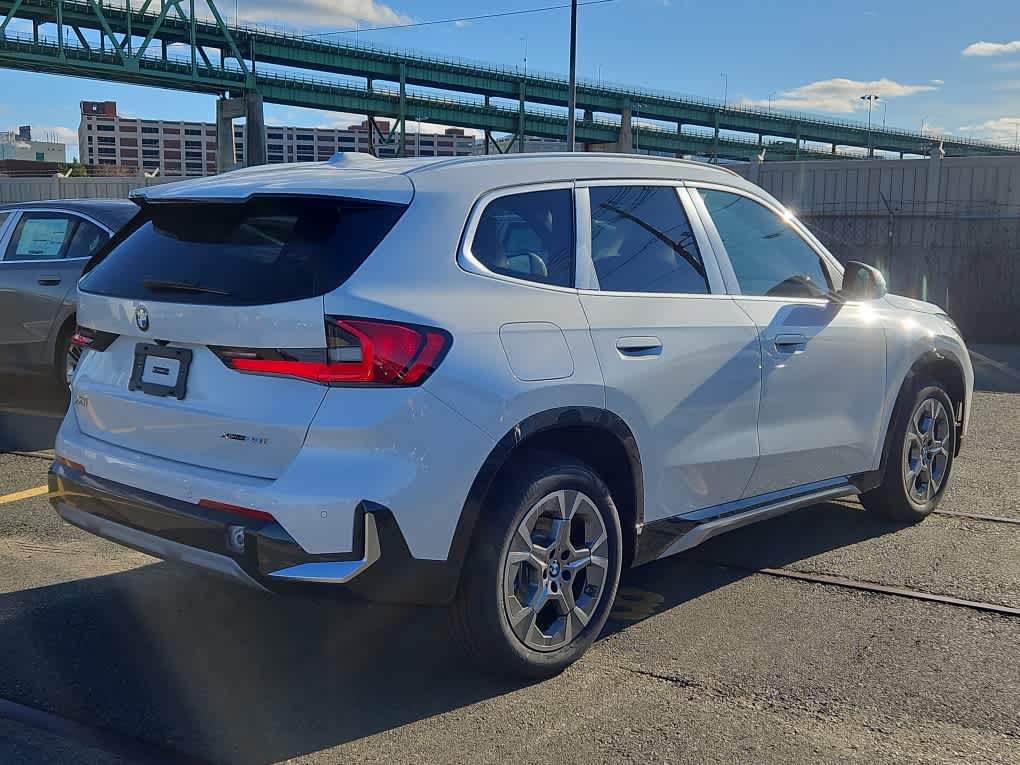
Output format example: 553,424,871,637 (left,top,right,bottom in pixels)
51,153,972,678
